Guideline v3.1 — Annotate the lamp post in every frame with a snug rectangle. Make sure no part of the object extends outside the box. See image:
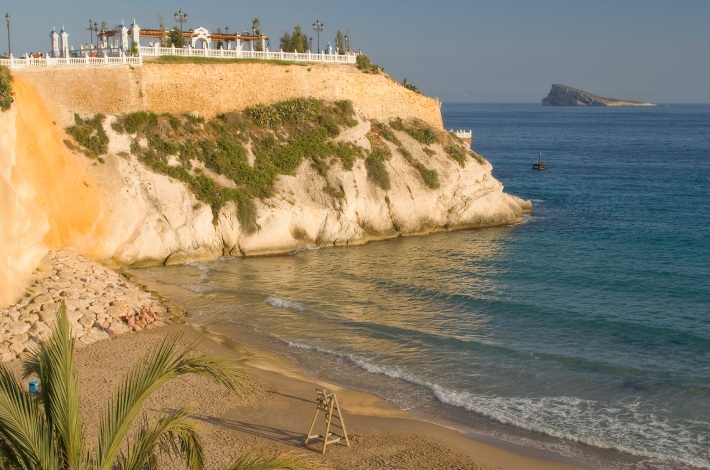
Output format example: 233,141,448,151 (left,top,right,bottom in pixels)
344,34,349,53
174,9,188,33
308,37,312,53
93,22,99,50
4,13,10,57
312,19,324,54
88,18,94,47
